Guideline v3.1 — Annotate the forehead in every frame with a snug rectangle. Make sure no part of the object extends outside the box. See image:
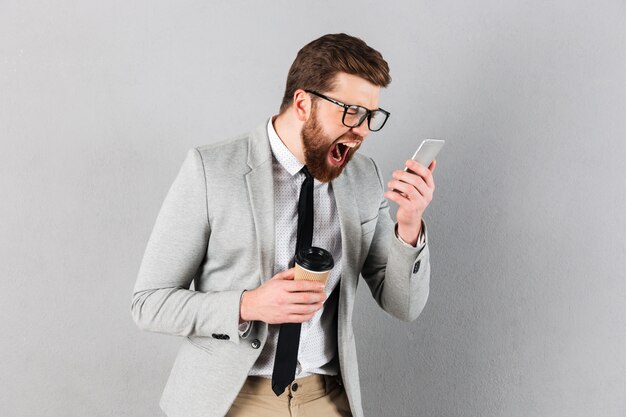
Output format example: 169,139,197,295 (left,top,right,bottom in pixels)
325,72,381,109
